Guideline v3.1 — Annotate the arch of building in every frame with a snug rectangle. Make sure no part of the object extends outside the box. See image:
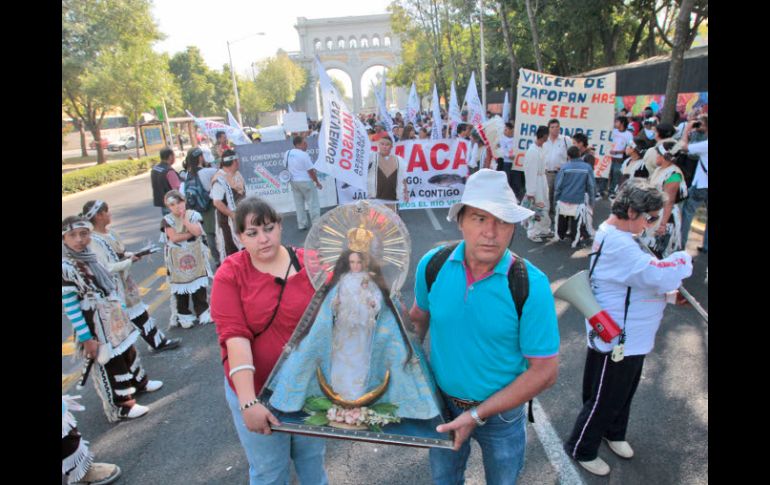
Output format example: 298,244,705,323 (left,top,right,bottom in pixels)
294,14,407,117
